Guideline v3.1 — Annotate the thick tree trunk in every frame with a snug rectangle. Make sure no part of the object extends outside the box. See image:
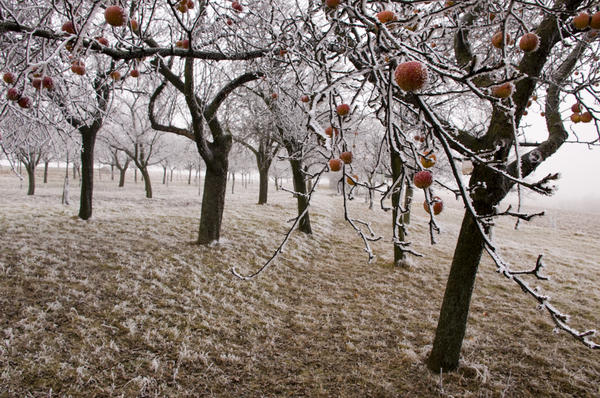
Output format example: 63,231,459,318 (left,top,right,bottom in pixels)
258,167,269,205
141,166,152,198
26,163,35,195
79,130,96,220
43,160,49,184
289,158,312,234
198,165,228,244
403,184,413,225
427,211,484,372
